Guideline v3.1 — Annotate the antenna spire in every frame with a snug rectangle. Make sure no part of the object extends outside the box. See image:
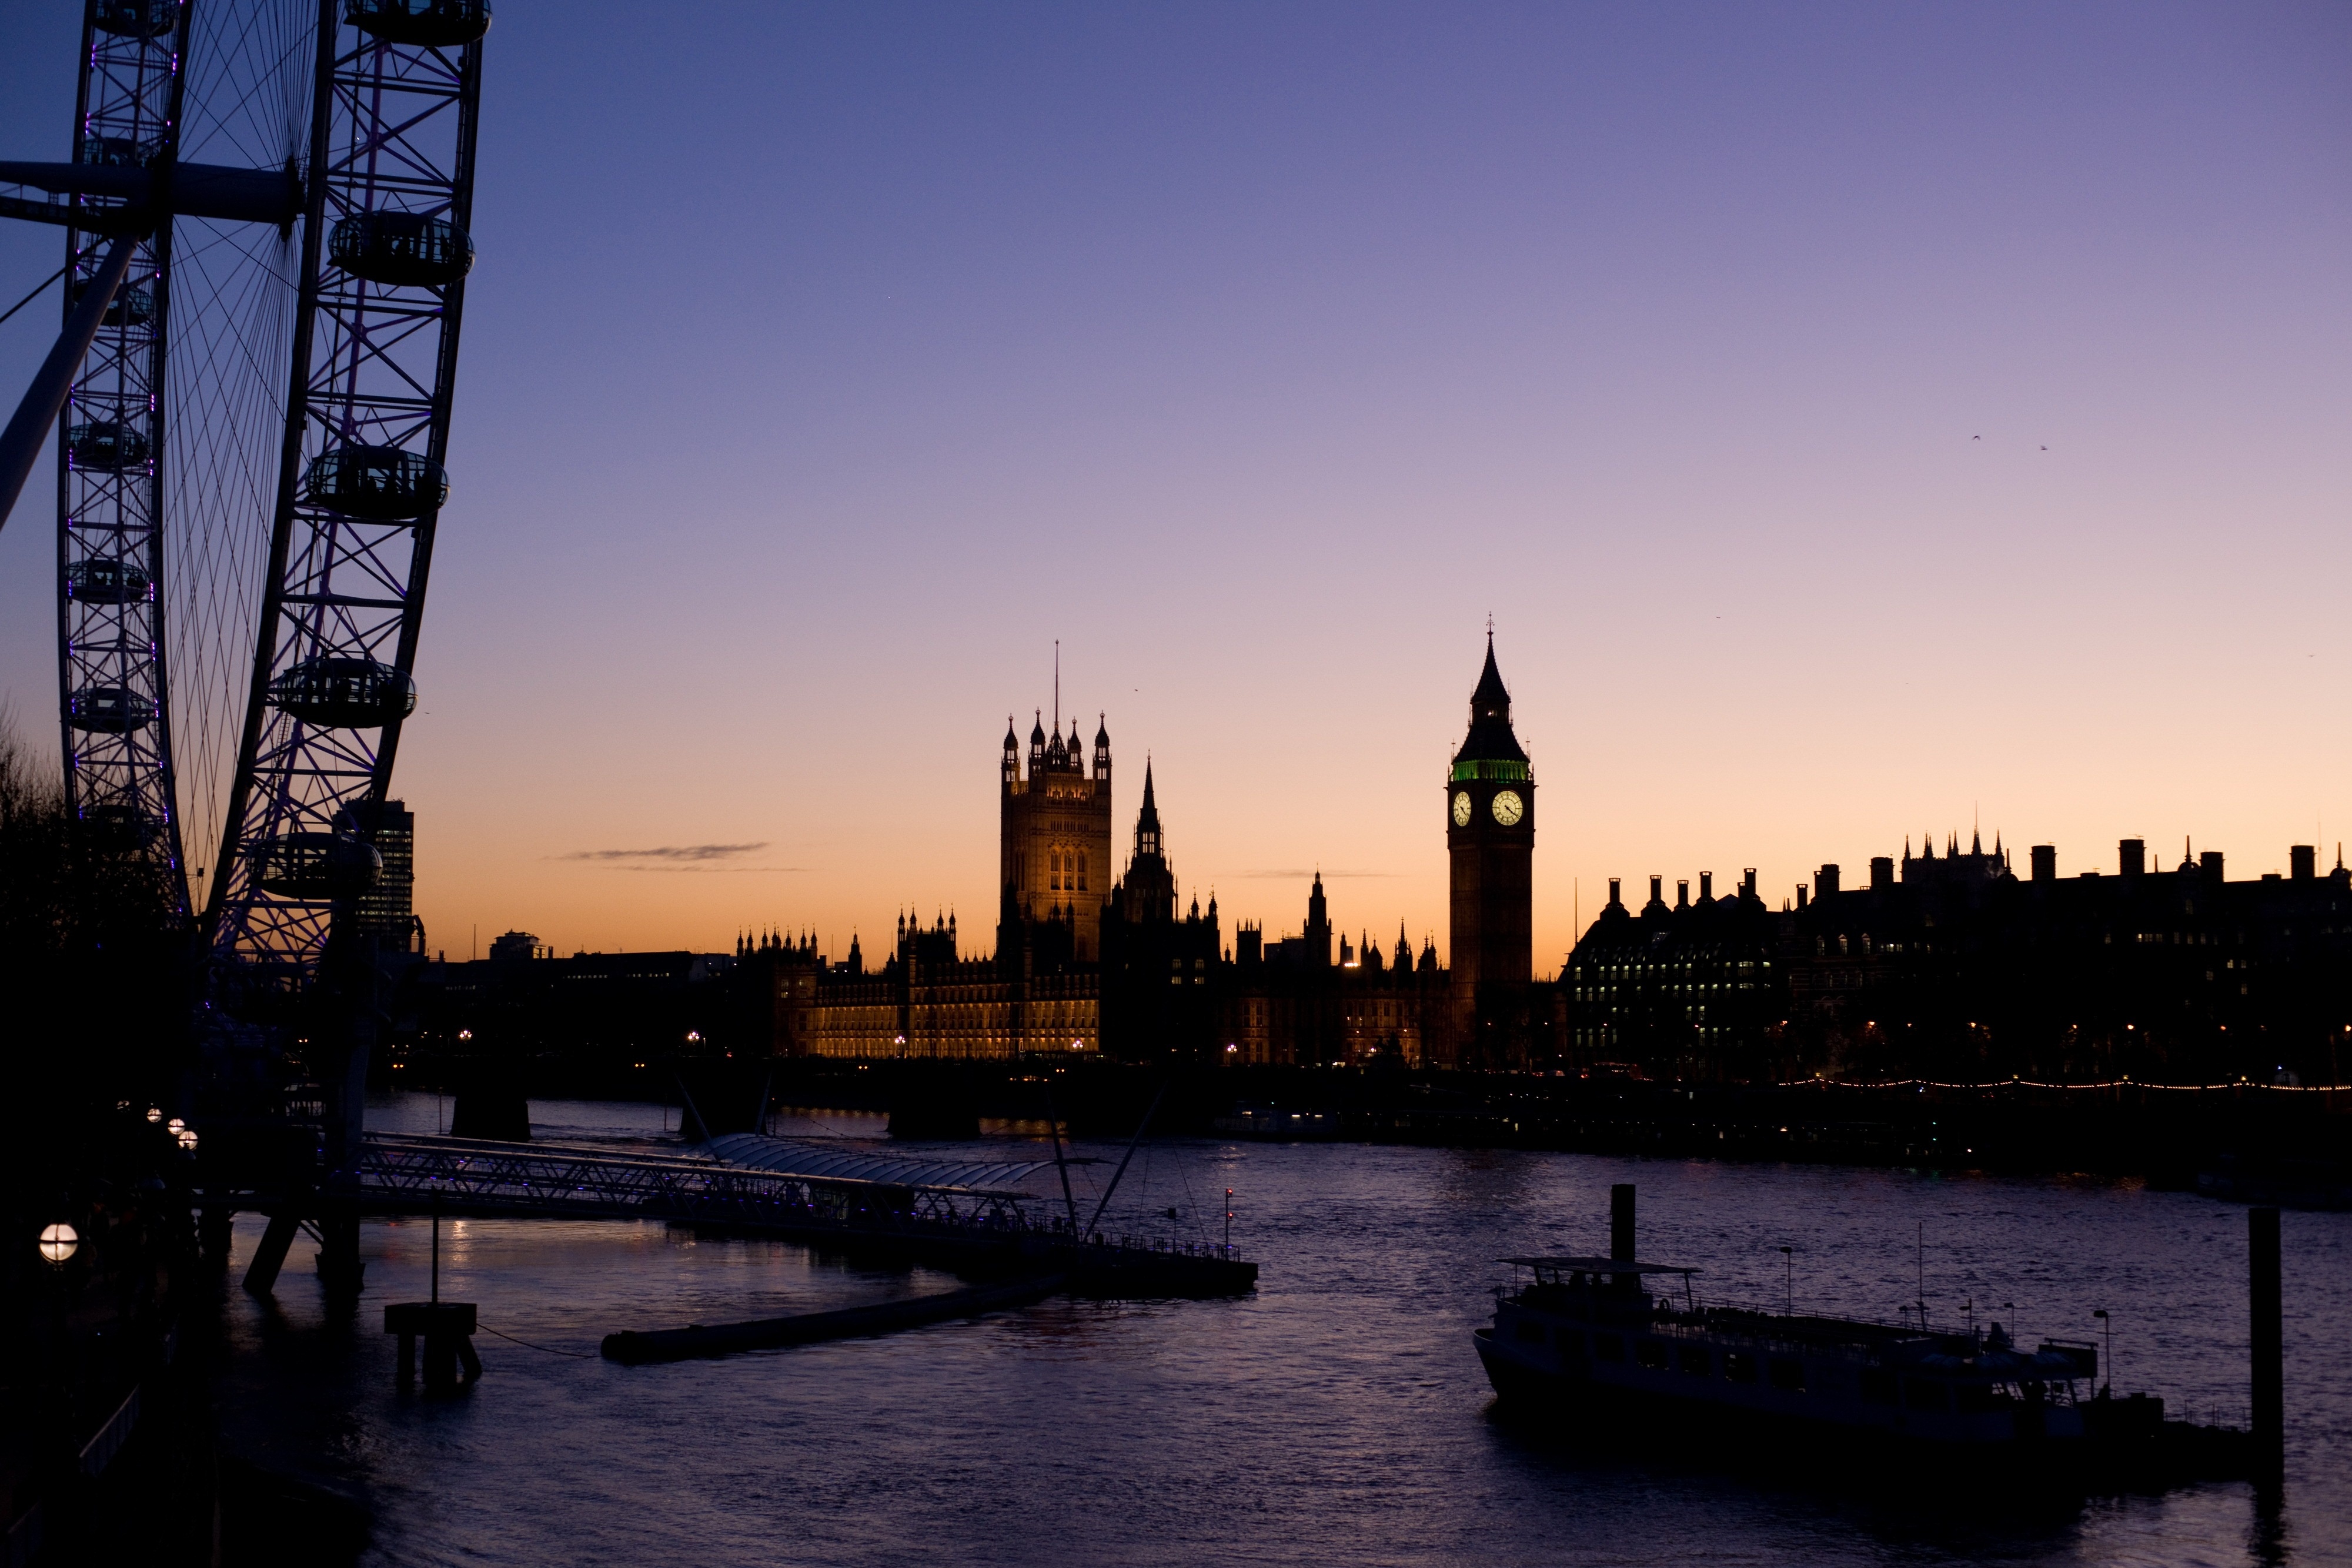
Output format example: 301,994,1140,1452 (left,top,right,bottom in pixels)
1054,640,1060,734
